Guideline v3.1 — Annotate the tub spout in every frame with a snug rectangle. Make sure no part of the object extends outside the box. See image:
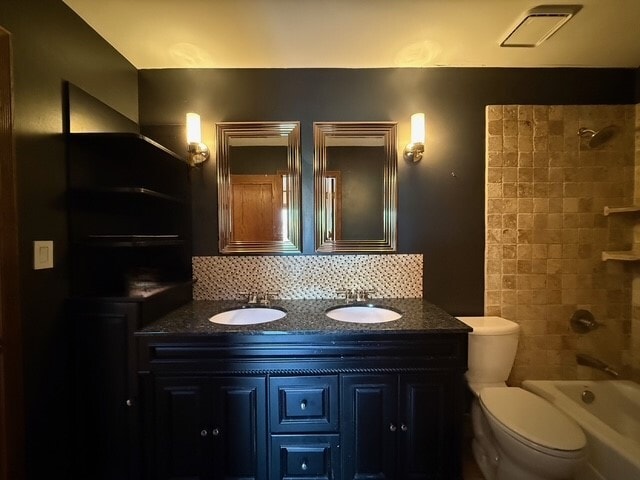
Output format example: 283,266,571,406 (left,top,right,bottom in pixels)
576,353,619,377
603,366,619,378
